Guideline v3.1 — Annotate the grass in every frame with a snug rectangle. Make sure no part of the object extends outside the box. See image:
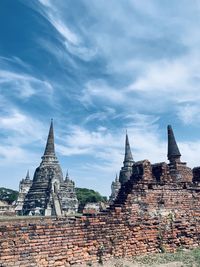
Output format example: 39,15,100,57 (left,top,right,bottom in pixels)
84,248,200,267
132,248,200,266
